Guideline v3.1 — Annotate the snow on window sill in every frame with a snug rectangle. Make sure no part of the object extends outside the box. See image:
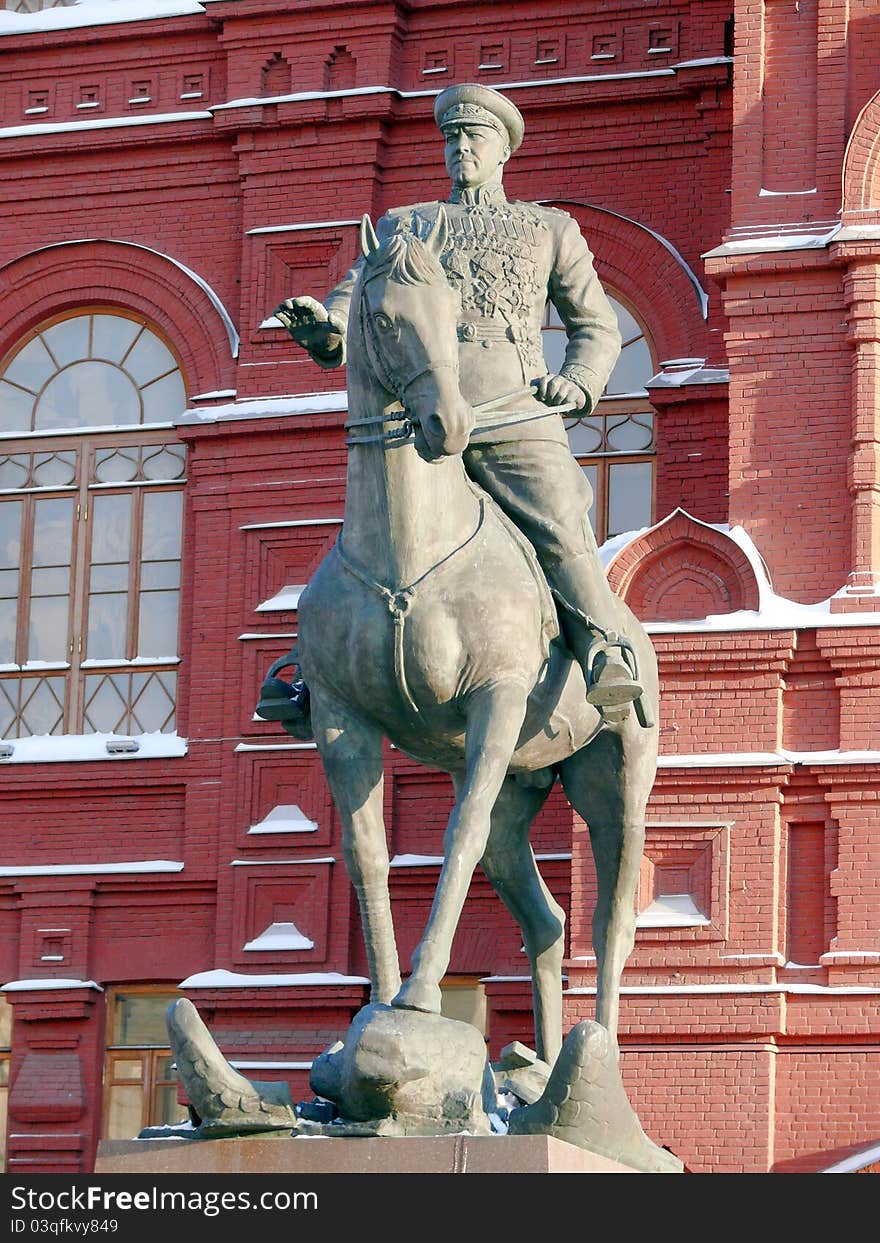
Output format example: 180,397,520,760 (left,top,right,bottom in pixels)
0,733,187,764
